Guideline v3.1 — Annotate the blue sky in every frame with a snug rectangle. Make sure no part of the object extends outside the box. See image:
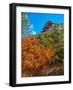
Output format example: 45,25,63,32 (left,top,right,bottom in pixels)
22,12,64,35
